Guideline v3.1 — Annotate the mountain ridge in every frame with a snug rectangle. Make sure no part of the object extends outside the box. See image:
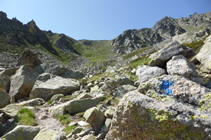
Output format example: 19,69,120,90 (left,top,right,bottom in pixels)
0,11,211,74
